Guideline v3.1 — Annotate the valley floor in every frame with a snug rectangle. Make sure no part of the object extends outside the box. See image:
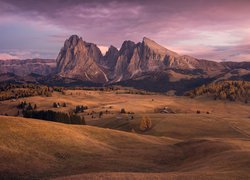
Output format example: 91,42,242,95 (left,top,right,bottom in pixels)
0,90,250,179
